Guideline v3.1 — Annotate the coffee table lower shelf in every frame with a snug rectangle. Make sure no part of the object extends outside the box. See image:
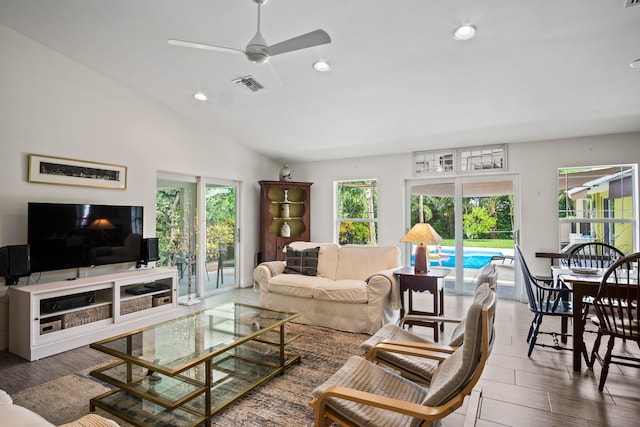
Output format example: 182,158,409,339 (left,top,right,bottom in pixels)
89,303,301,427
92,349,301,426
91,388,207,427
